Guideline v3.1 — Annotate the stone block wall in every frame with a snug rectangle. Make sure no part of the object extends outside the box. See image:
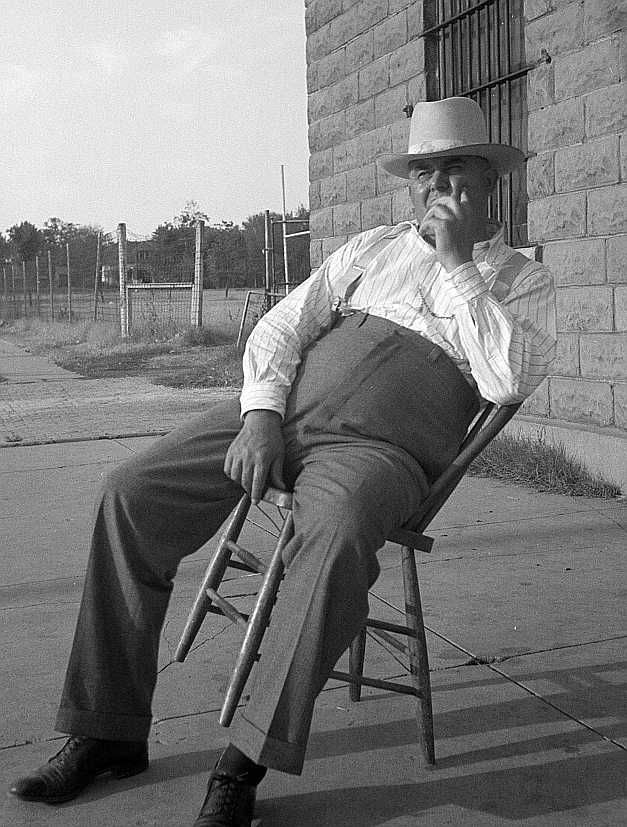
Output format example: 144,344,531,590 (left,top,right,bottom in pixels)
525,0,626,430
305,0,427,269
